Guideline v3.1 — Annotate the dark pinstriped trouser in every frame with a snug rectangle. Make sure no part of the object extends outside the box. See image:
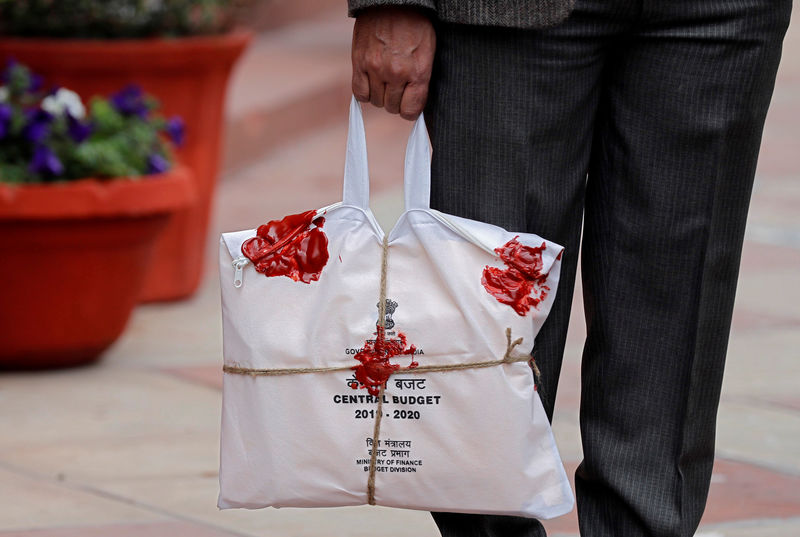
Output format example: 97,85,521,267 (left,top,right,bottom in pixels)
424,1,791,536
